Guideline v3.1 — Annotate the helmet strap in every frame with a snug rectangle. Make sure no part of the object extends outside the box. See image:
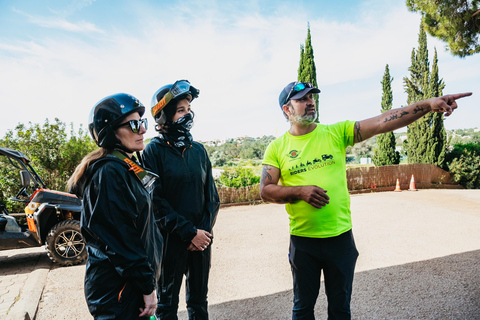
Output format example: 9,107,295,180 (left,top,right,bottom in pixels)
114,143,134,154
